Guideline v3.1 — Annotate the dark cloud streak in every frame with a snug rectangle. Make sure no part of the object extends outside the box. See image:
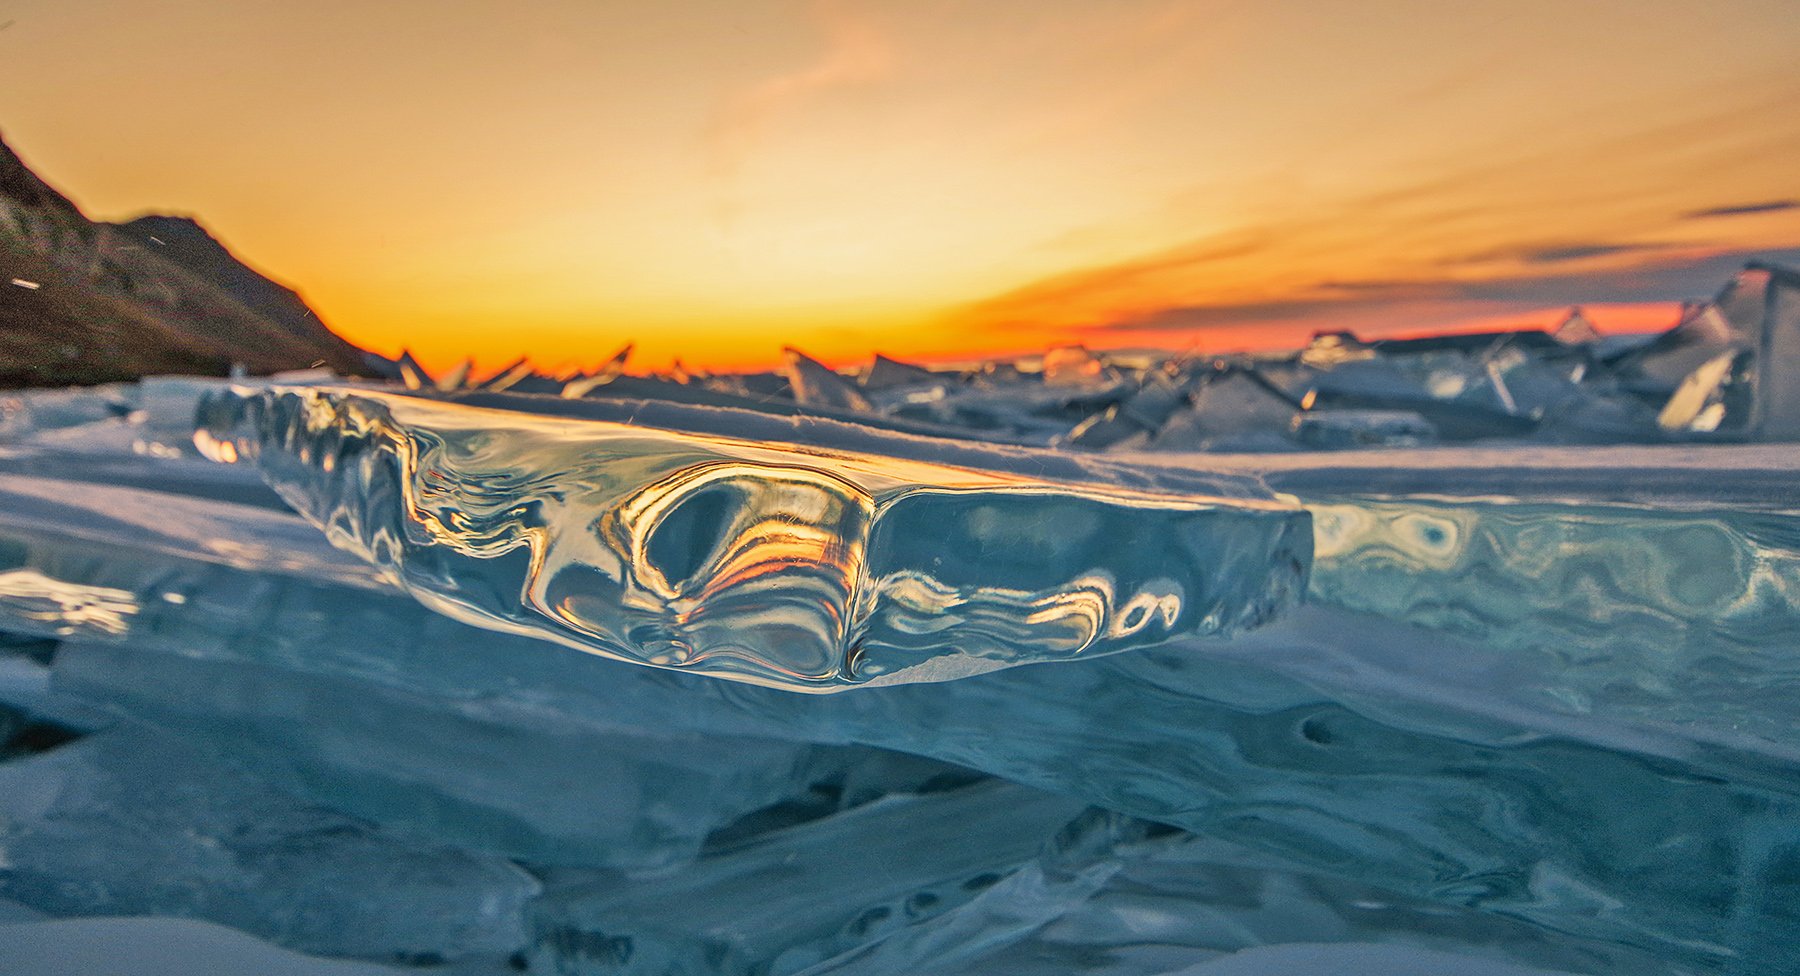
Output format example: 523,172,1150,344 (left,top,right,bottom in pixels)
1681,200,1800,219
1091,247,1800,334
